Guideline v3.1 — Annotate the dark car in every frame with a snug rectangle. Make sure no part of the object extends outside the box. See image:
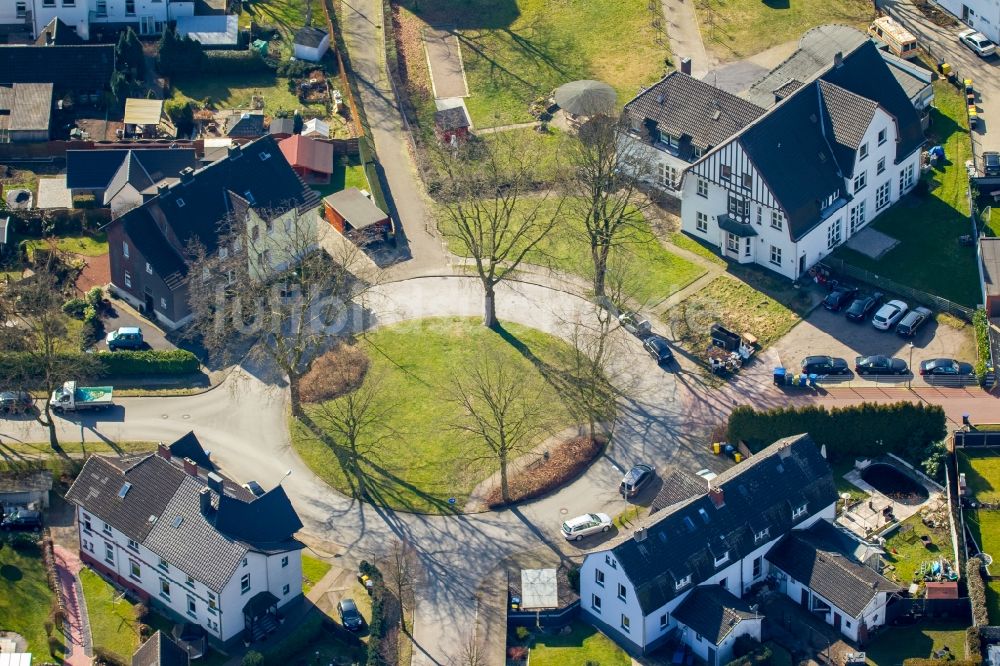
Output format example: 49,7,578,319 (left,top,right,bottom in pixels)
985,151,1000,177
855,355,908,375
620,464,655,498
643,335,674,365
919,358,975,376
800,355,850,375
896,306,933,338
1,508,42,530
0,390,34,414
823,286,859,312
845,292,884,322
337,598,364,631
